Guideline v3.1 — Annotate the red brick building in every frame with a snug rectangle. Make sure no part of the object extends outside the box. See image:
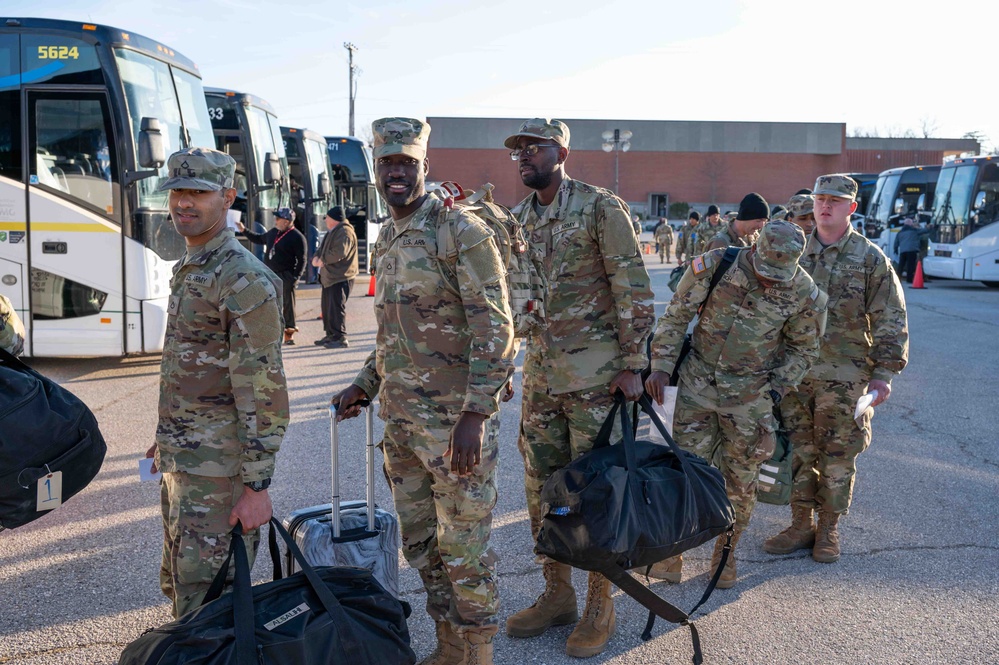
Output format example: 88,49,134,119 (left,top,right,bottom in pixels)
425,117,978,217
